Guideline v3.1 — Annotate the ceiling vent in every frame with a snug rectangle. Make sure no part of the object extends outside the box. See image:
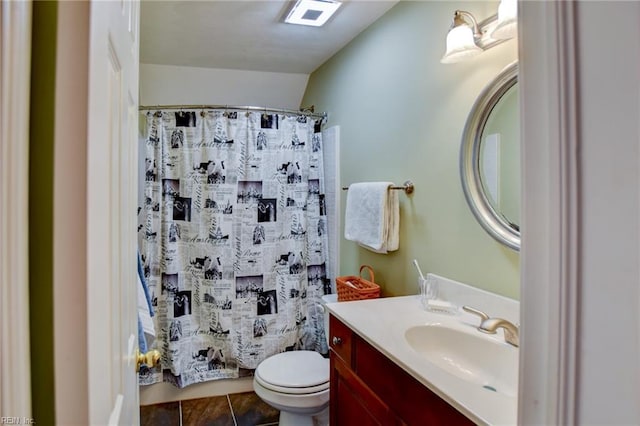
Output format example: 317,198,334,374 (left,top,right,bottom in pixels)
284,0,342,27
